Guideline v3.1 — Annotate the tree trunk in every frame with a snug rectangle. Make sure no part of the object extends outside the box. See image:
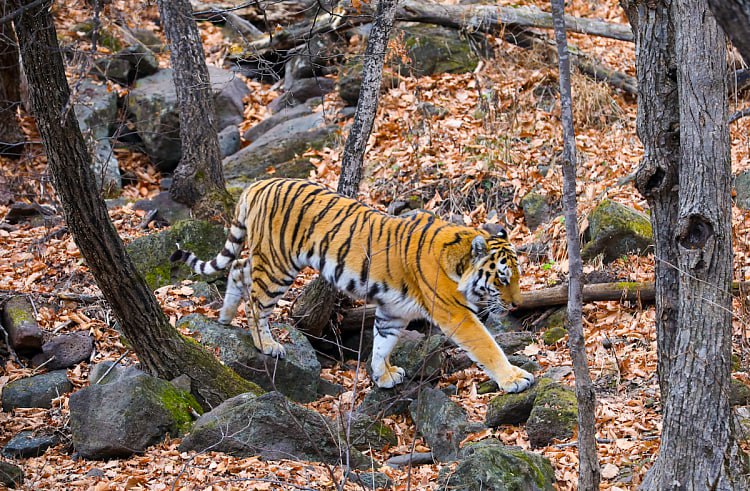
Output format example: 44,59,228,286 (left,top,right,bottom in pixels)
0,9,24,159
550,0,599,487
157,0,232,220
13,0,257,410
707,0,750,64
291,0,399,337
